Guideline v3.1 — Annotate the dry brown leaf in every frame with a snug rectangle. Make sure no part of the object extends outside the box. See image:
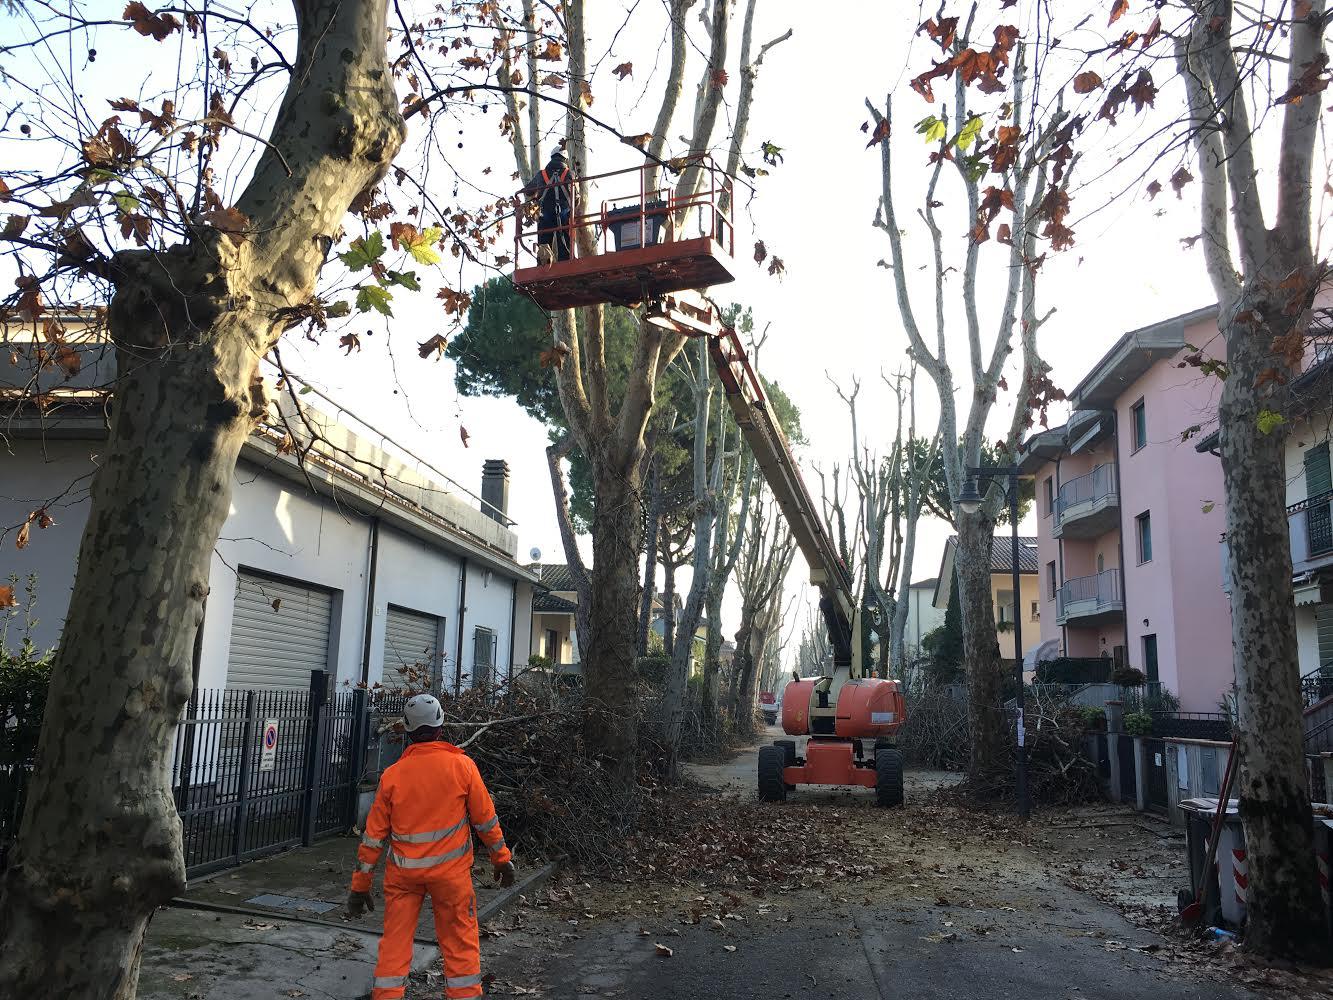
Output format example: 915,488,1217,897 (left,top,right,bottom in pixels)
654,943,673,957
